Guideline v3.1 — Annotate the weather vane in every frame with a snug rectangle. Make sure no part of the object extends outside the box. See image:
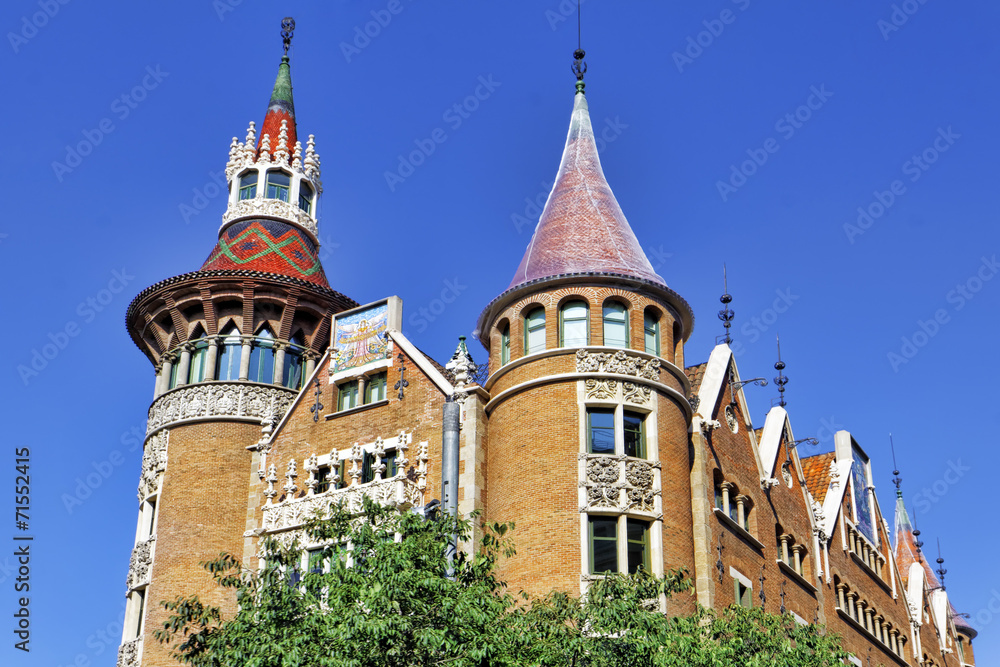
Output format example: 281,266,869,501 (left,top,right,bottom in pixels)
571,0,587,88
281,17,295,56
